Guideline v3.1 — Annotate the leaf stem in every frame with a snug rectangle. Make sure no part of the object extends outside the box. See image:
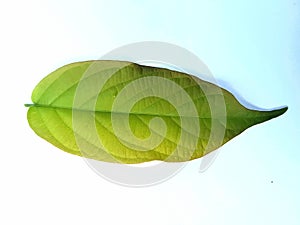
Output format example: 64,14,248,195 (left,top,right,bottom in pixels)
24,103,34,107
